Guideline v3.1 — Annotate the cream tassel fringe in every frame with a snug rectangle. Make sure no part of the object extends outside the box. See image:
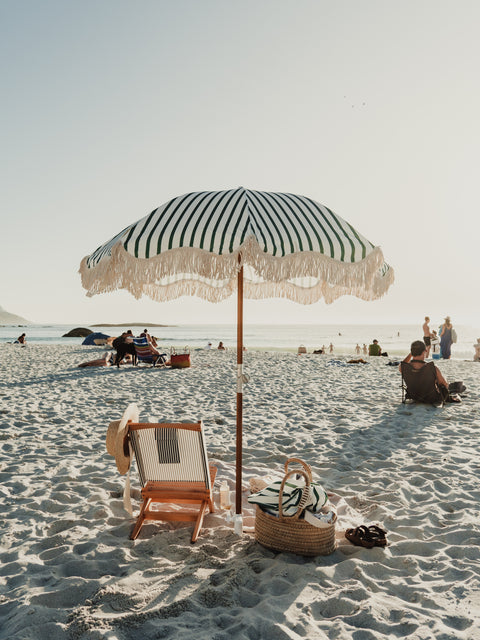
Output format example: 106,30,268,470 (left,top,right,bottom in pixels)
79,237,394,305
